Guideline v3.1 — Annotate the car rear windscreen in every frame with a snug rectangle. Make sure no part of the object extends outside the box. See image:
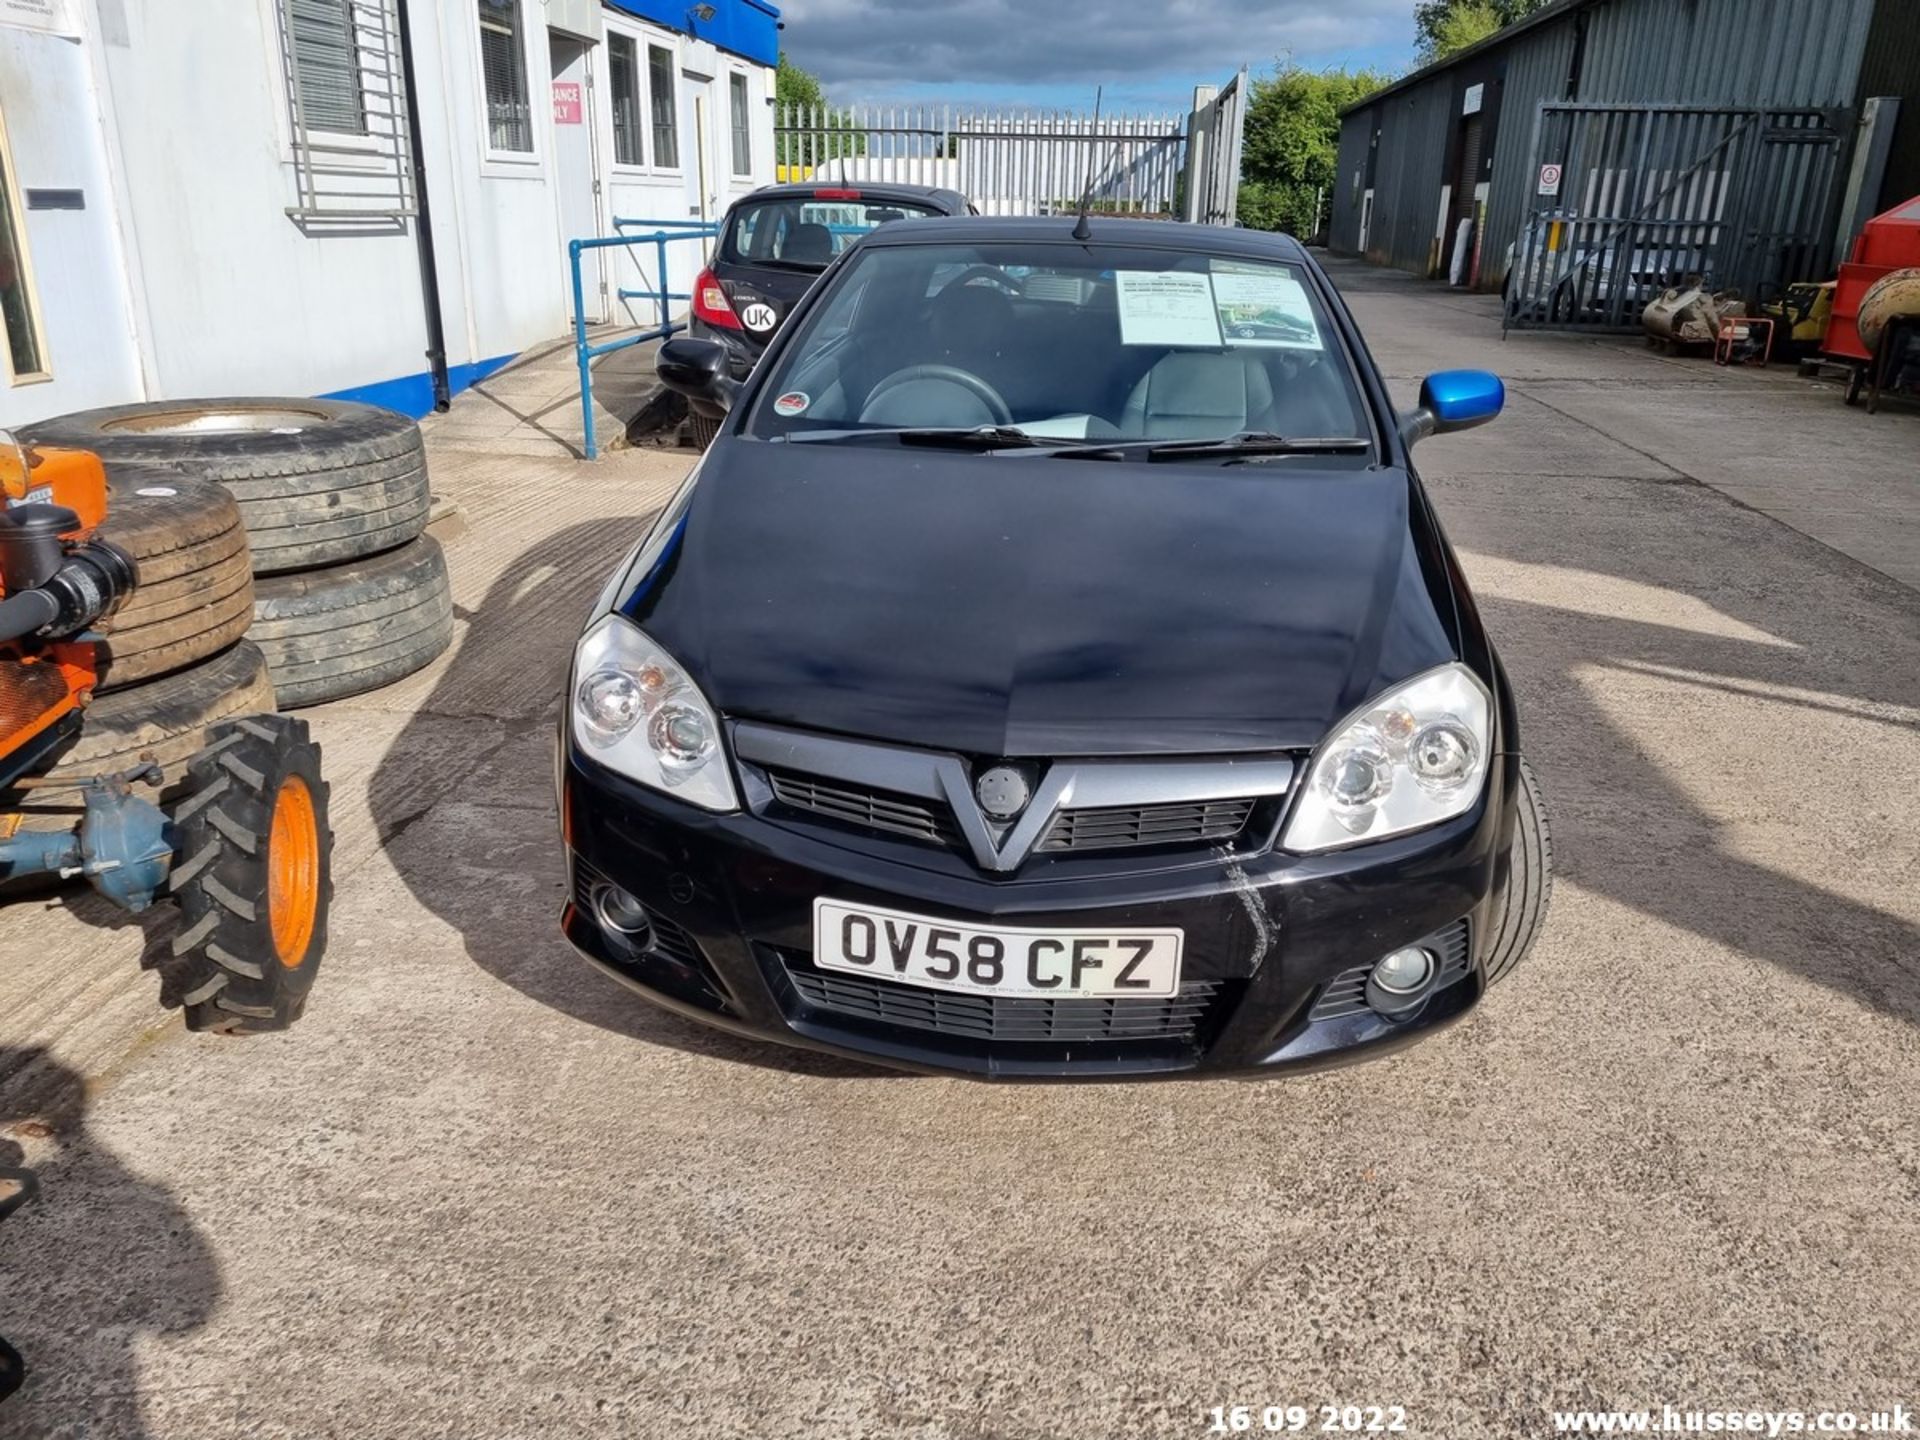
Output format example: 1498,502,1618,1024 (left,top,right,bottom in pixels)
720,196,945,269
